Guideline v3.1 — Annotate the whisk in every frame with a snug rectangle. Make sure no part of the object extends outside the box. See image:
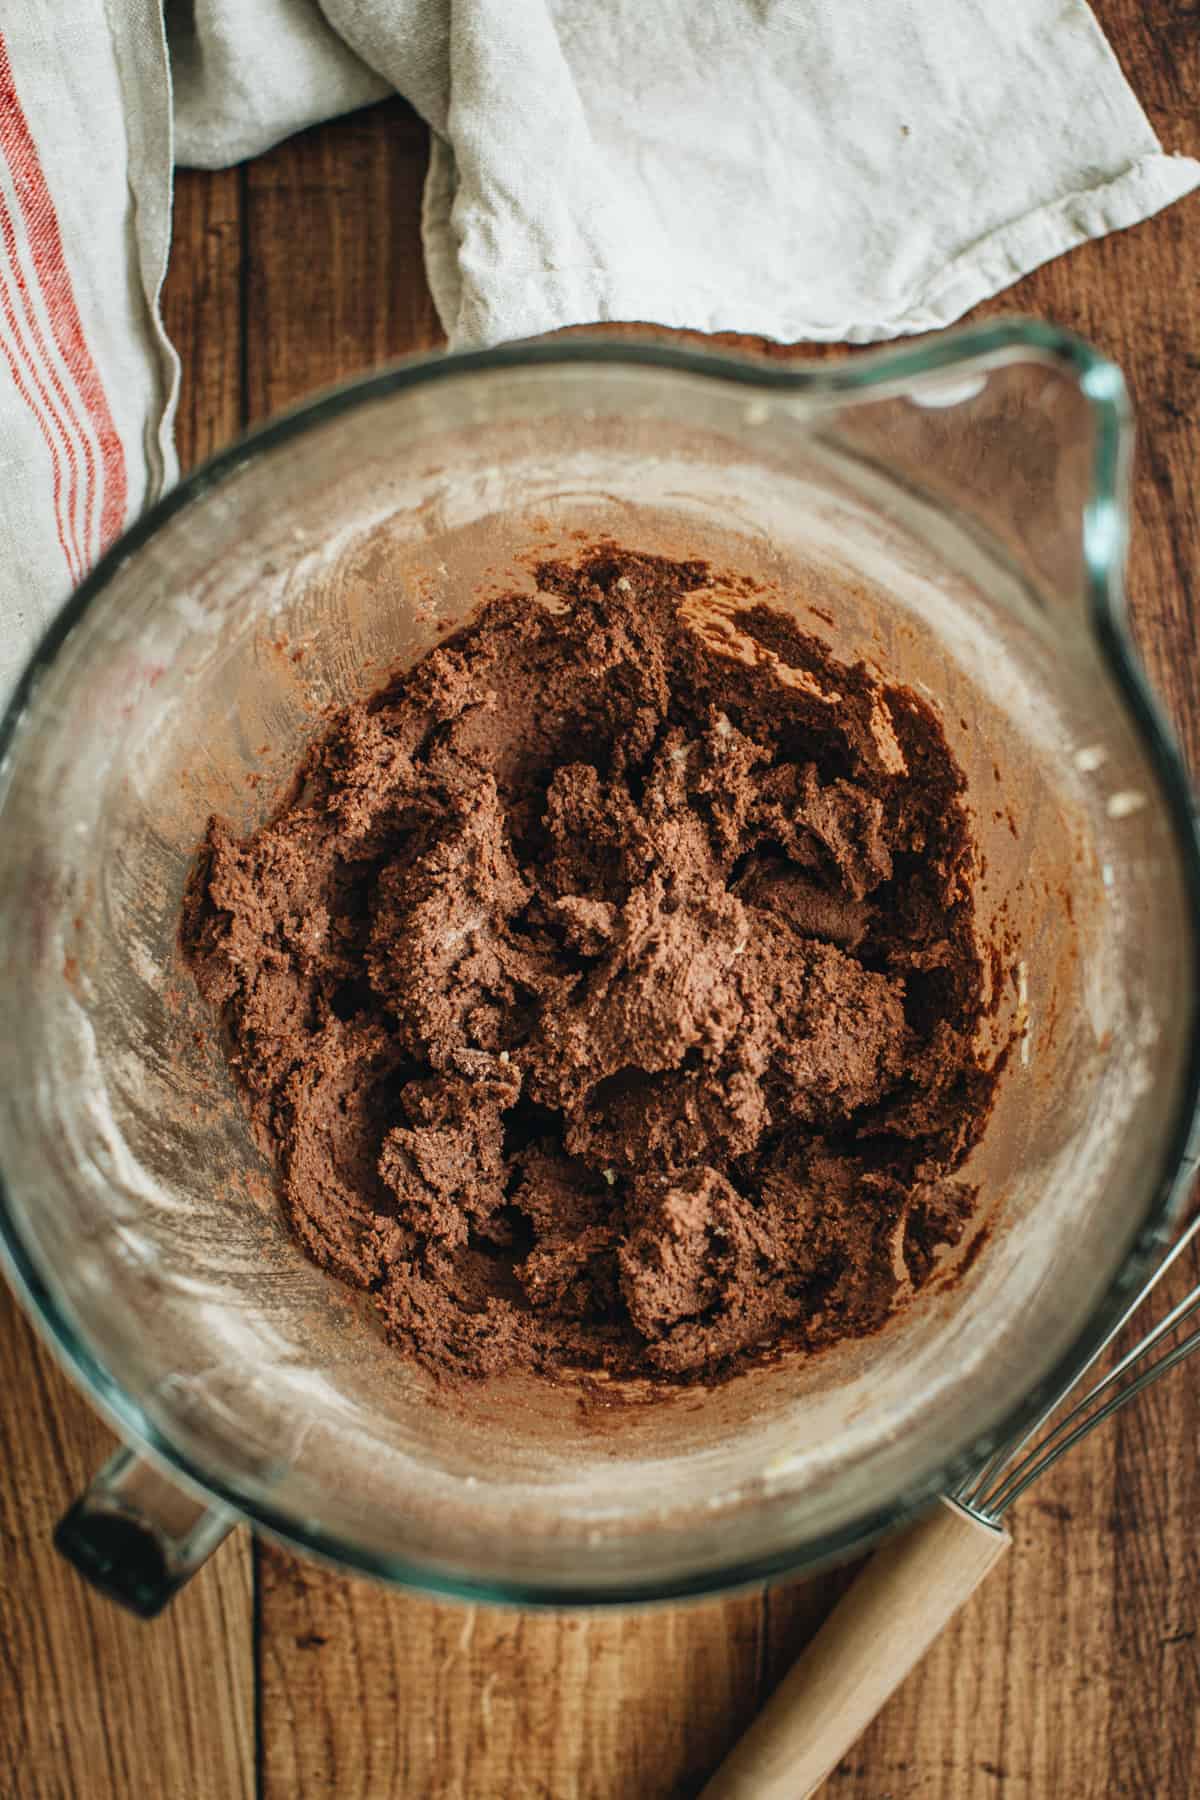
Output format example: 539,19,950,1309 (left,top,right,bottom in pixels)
703,1208,1200,1800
